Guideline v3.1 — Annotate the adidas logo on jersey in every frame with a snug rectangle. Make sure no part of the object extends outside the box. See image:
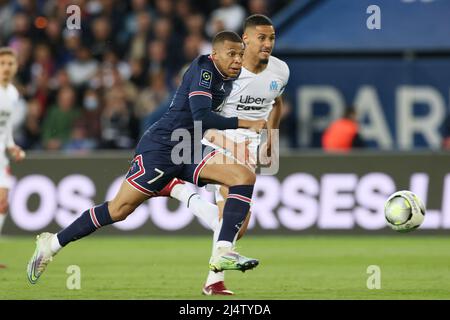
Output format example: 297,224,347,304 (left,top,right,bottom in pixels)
239,95,266,105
